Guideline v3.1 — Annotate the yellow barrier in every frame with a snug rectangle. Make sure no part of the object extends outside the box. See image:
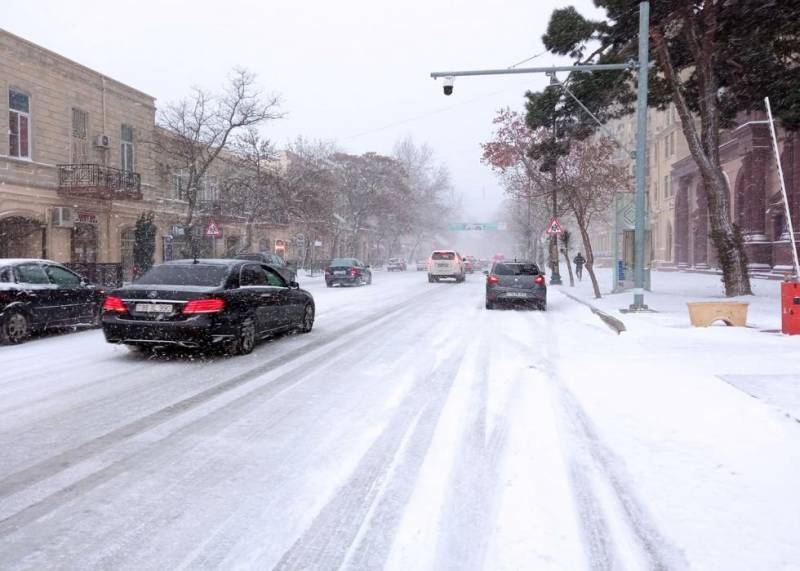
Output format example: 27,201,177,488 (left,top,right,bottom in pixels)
686,301,749,327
